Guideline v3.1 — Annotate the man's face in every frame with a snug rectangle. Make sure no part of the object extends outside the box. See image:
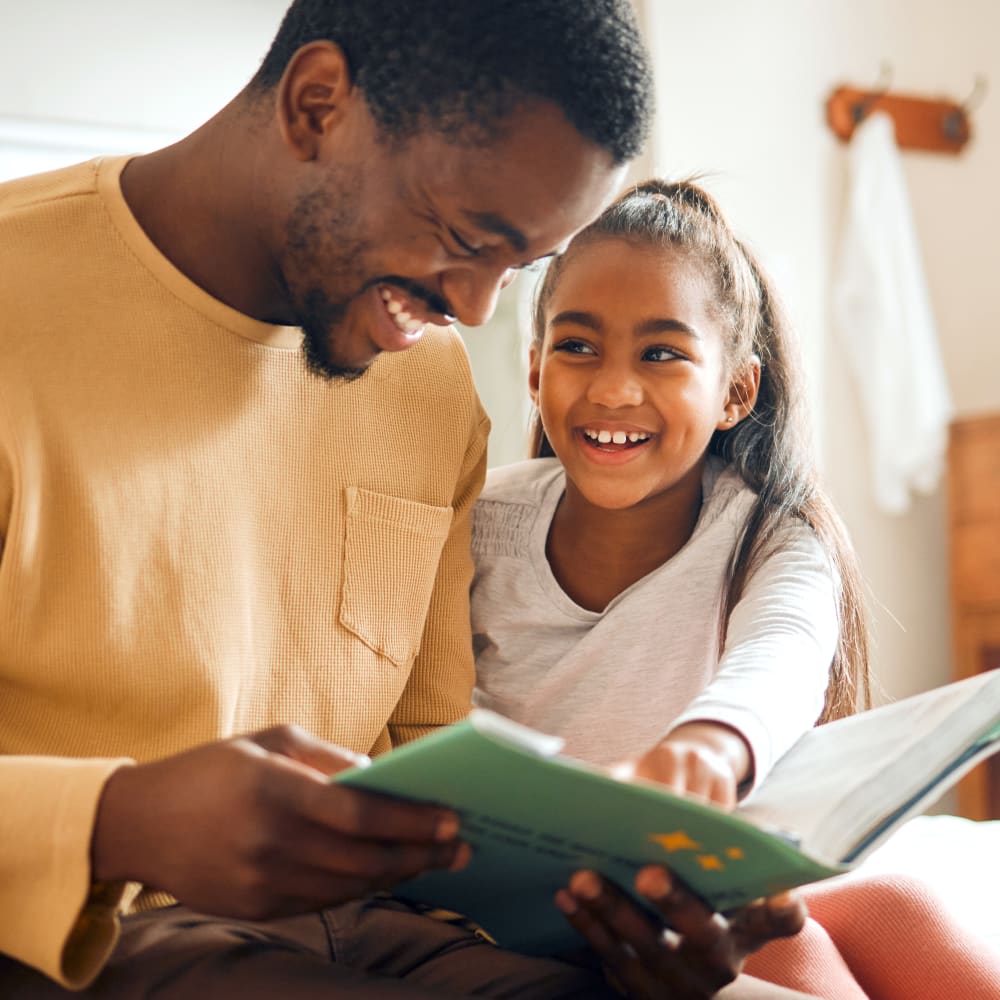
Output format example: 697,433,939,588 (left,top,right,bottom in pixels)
279,100,626,379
